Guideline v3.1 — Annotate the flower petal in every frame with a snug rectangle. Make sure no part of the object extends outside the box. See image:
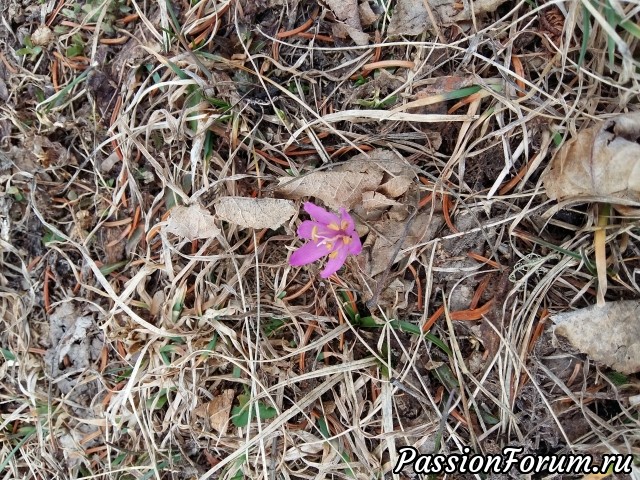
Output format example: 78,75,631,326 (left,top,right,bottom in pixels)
290,241,328,266
303,202,339,225
320,247,349,278
339,208,355,232
297,220,318,239
347,232,362,255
